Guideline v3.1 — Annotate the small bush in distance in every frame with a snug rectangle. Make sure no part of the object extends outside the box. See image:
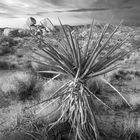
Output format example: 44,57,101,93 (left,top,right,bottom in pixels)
0,36,18,55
